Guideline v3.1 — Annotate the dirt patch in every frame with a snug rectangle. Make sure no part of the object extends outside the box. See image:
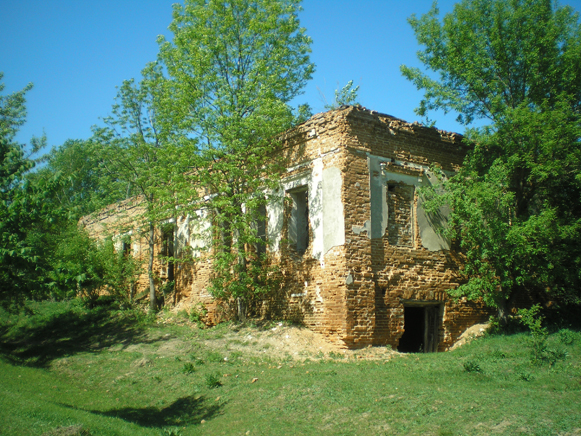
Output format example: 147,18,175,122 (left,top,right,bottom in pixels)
117,315,485,362
208,323,343,359
200,323,398,361
449,323,489,351
128,317,400,362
